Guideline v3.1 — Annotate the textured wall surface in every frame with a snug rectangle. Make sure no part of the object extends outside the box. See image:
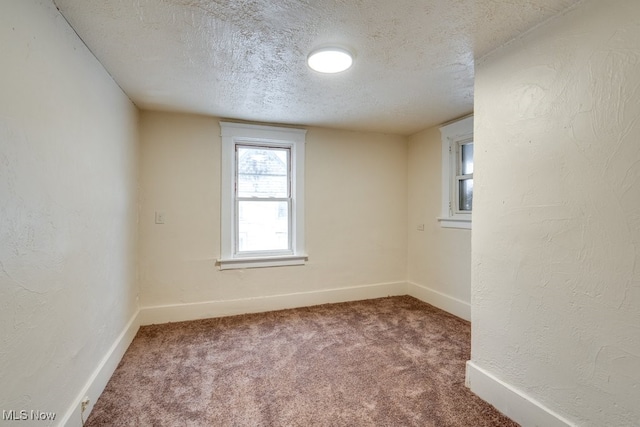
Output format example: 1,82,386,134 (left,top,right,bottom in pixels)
138,111,407,307
473,0,640,424
407,126,472,303
0,0,139,420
